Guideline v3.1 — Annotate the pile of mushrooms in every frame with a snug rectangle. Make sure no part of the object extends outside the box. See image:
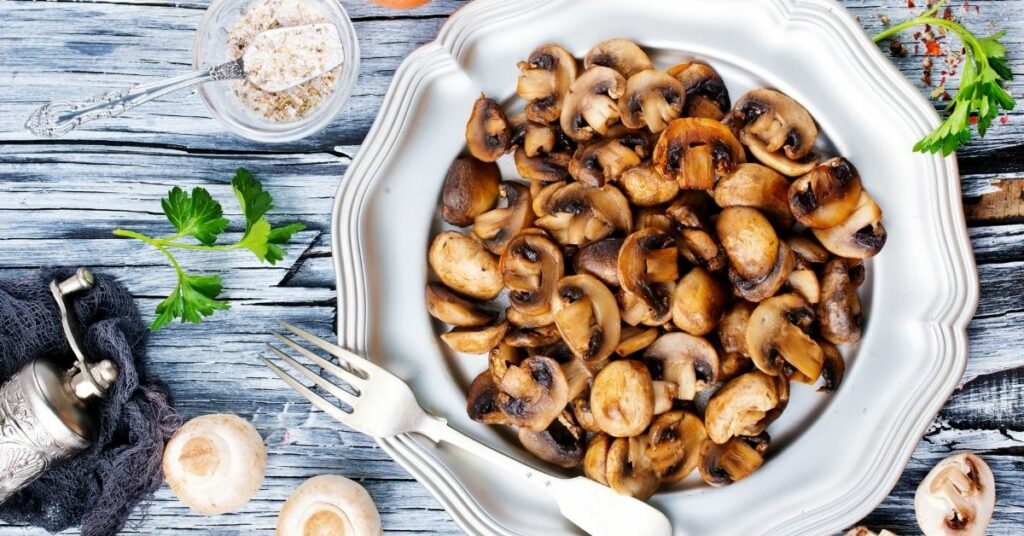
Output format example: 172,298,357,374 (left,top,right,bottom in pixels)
426,38,887,500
